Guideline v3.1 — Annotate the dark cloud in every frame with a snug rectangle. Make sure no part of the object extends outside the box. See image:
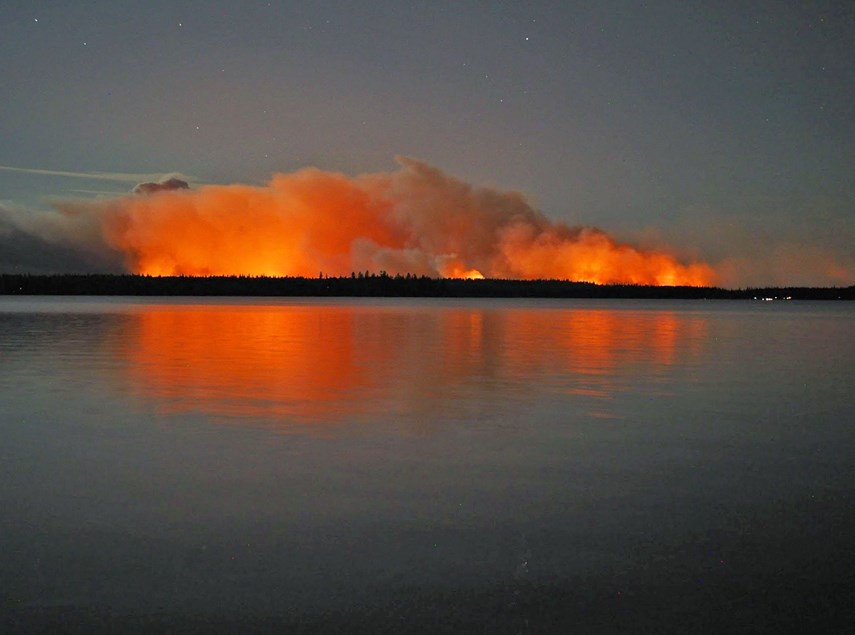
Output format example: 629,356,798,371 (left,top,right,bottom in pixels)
133,177,190,195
